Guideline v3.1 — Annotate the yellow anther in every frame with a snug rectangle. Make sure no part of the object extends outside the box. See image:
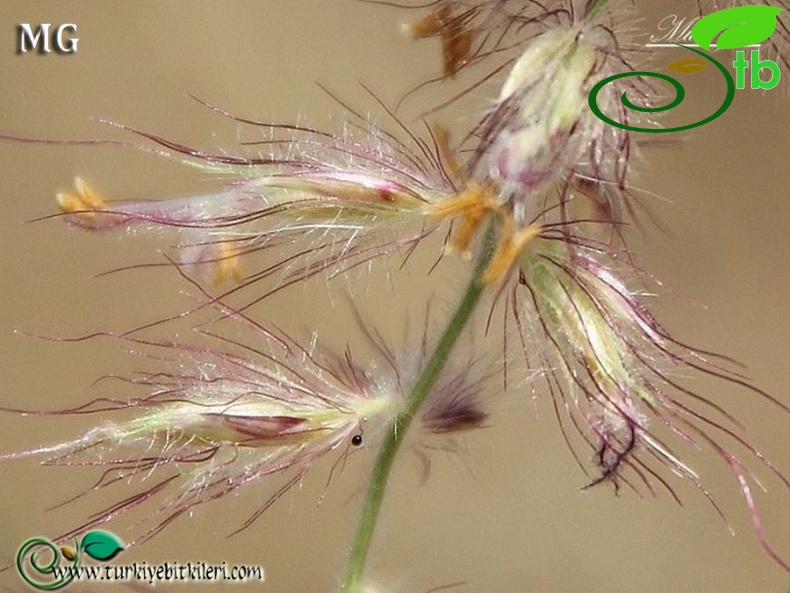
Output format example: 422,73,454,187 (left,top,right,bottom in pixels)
482,215,542,285
213,243,244,285
431,123,533,271
429,182,499,258
73,177,105,209
429,125,501,256
403,2,475,78
56,177,106,223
